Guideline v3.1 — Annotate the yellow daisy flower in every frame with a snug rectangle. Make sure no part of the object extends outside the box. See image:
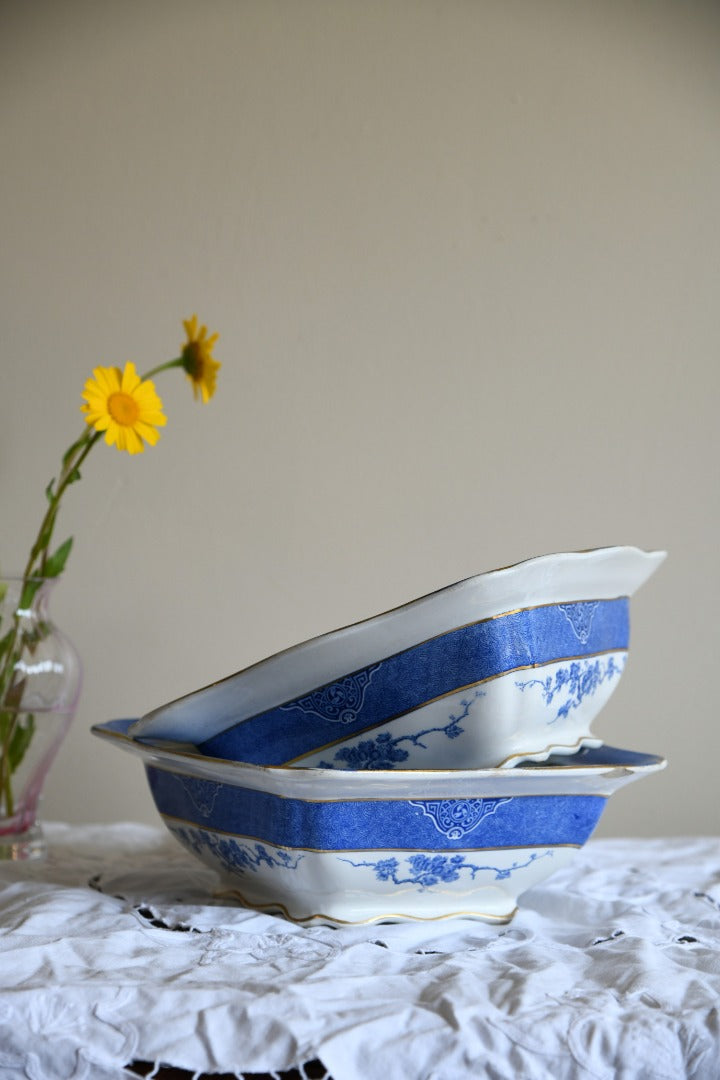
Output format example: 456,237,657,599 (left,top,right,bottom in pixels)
180,315,220,403
81,362,167,454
